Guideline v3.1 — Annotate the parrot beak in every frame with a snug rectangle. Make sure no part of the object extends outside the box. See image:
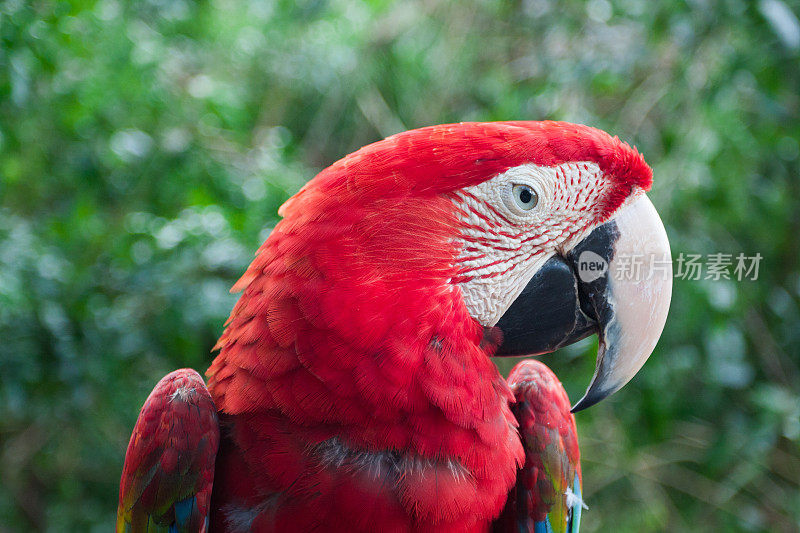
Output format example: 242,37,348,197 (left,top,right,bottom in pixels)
494,194,672,412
